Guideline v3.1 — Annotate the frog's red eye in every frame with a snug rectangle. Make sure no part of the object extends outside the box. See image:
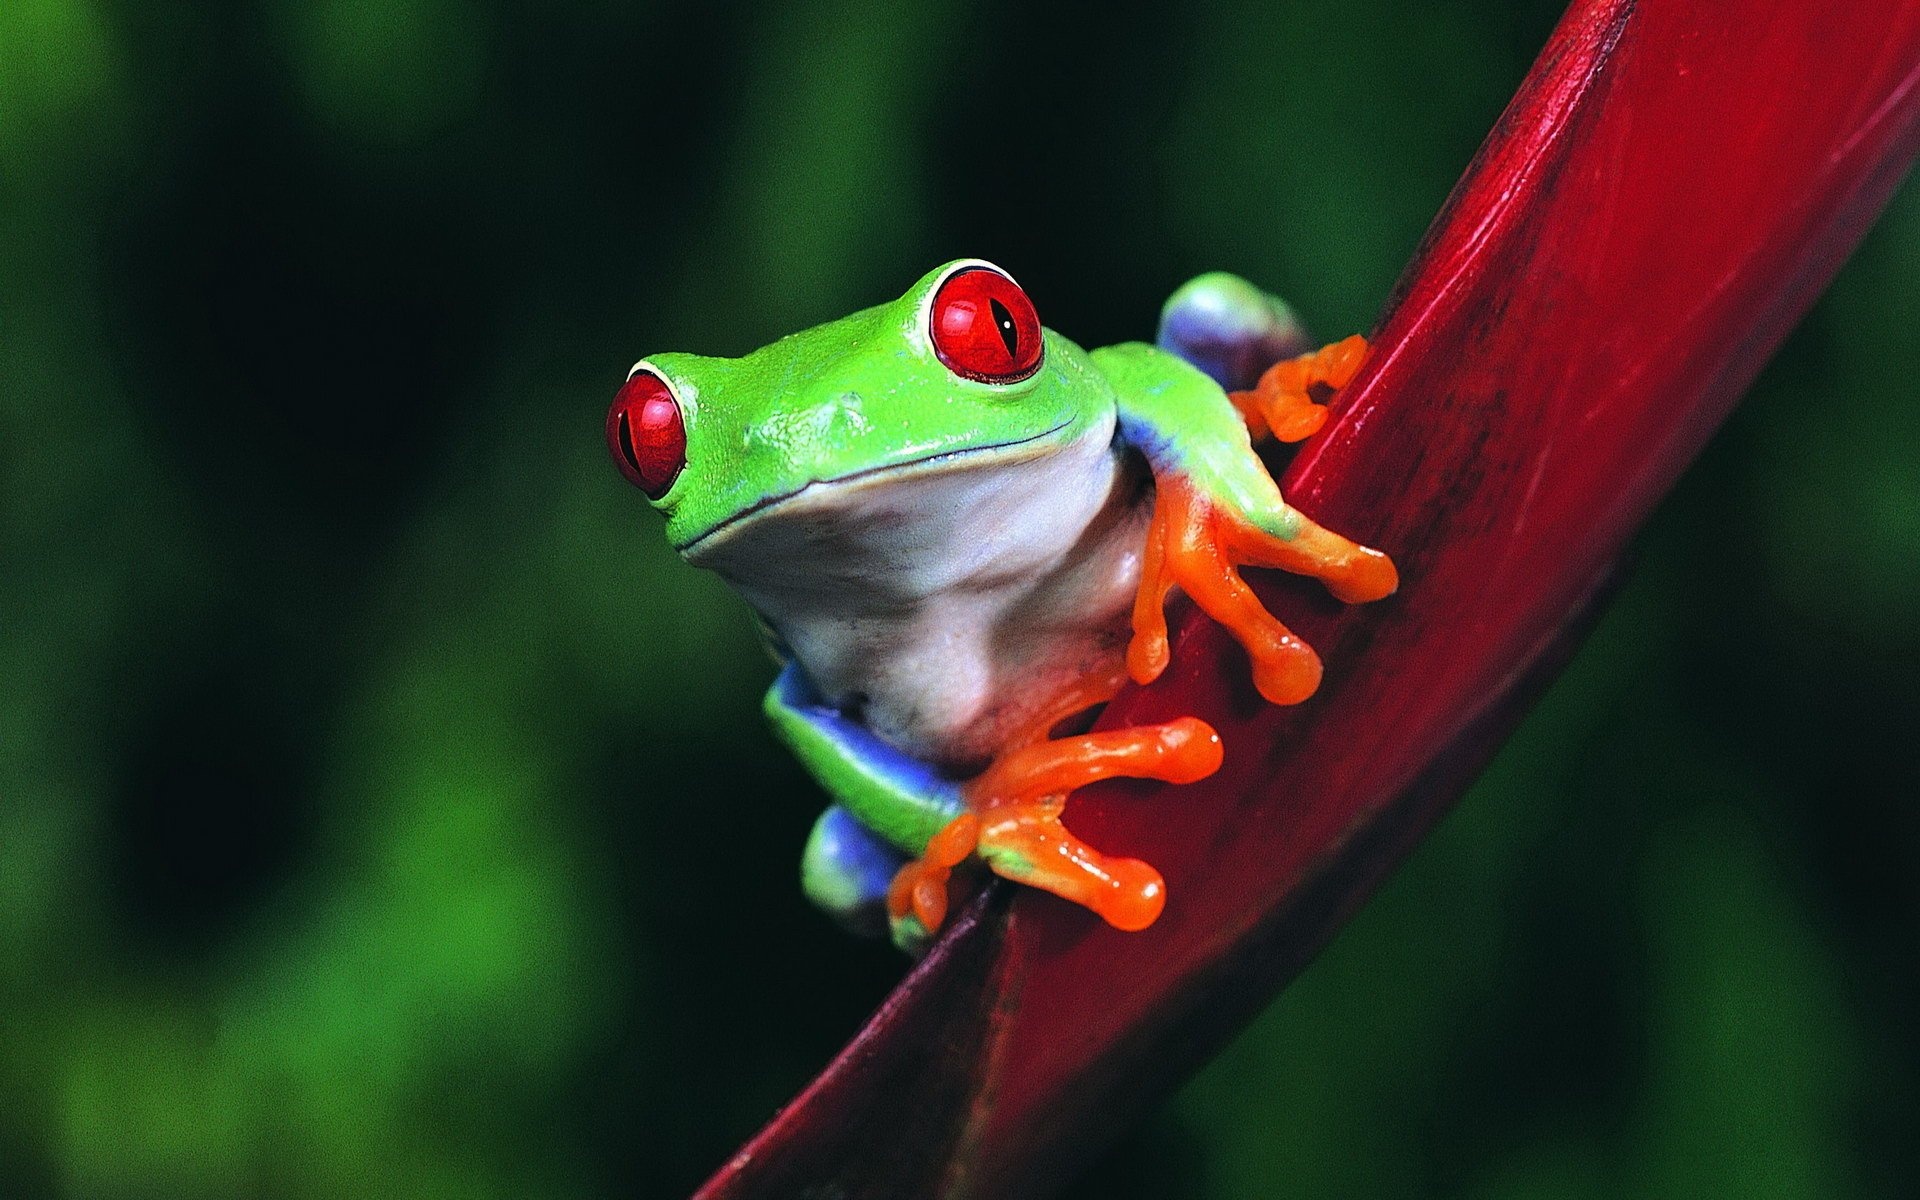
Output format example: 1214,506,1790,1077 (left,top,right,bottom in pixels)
930,266,1043,383
607,369,685,499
